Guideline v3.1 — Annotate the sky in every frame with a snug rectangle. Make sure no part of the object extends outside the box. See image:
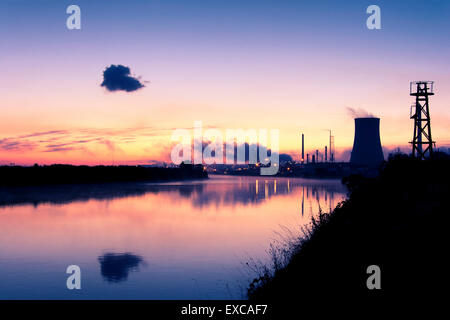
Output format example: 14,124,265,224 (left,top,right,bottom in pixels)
1,0,449,165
